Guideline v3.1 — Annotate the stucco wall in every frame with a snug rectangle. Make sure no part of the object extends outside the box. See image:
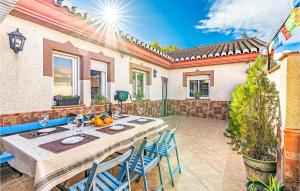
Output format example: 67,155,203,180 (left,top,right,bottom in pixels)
268,65,287,129
0,15,249,114
0,16,169,114
168,63,250,101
